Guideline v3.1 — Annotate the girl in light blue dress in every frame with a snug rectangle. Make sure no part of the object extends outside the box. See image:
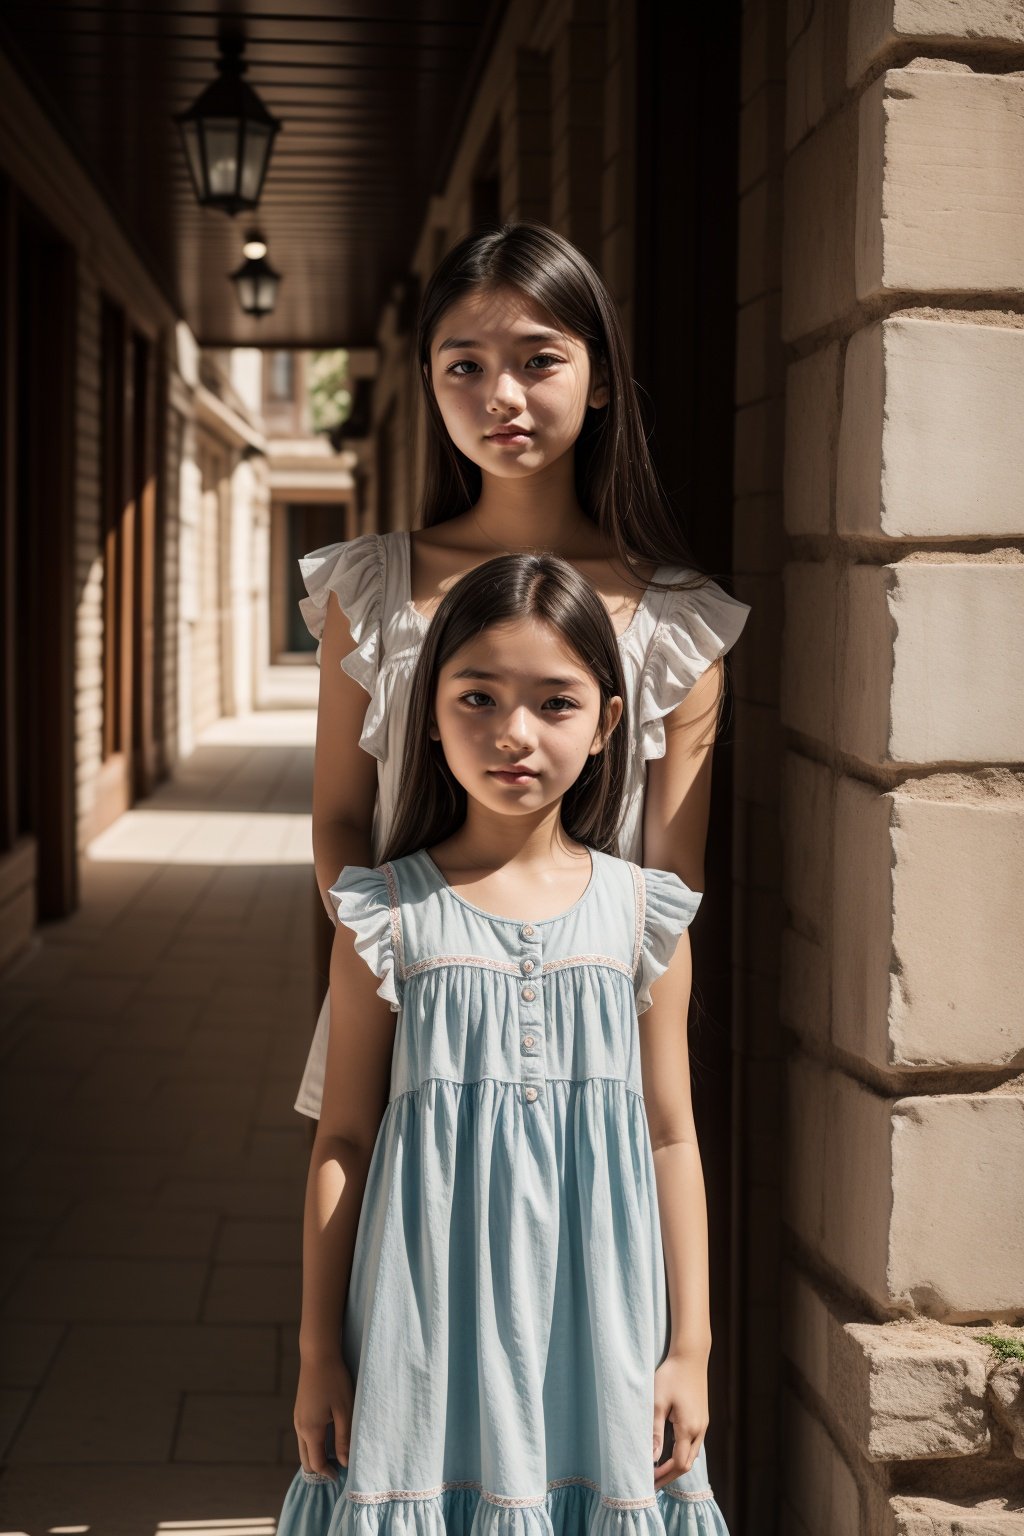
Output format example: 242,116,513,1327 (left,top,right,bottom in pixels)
278,552,730,1536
